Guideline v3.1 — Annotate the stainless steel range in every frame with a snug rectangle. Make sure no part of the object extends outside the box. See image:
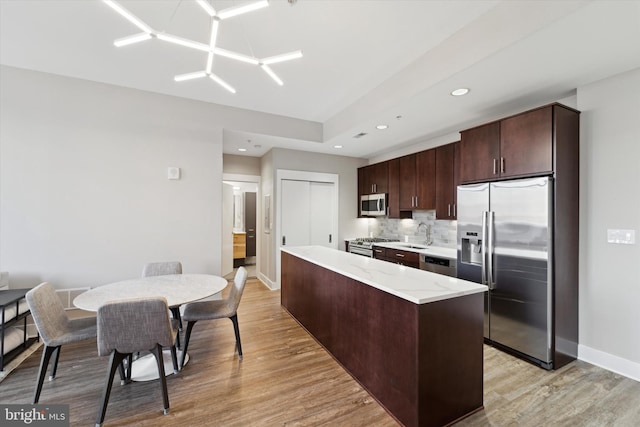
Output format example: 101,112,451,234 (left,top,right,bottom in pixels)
348,237,399,257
